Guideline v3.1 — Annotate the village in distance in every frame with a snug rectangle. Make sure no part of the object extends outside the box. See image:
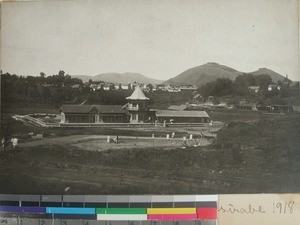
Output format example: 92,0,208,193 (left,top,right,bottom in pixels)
1,62,300,195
